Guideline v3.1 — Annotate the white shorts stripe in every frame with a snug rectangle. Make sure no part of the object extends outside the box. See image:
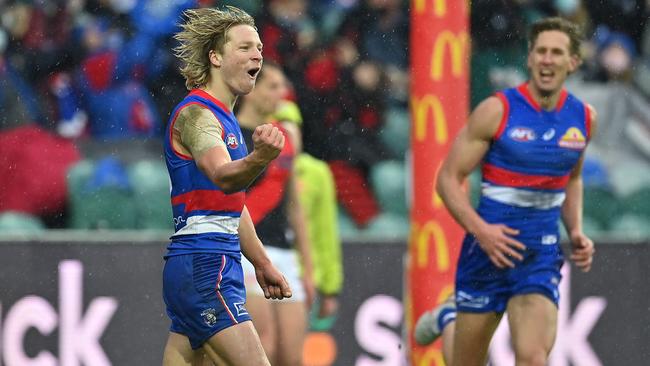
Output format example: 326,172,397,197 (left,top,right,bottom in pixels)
216,255,237,324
